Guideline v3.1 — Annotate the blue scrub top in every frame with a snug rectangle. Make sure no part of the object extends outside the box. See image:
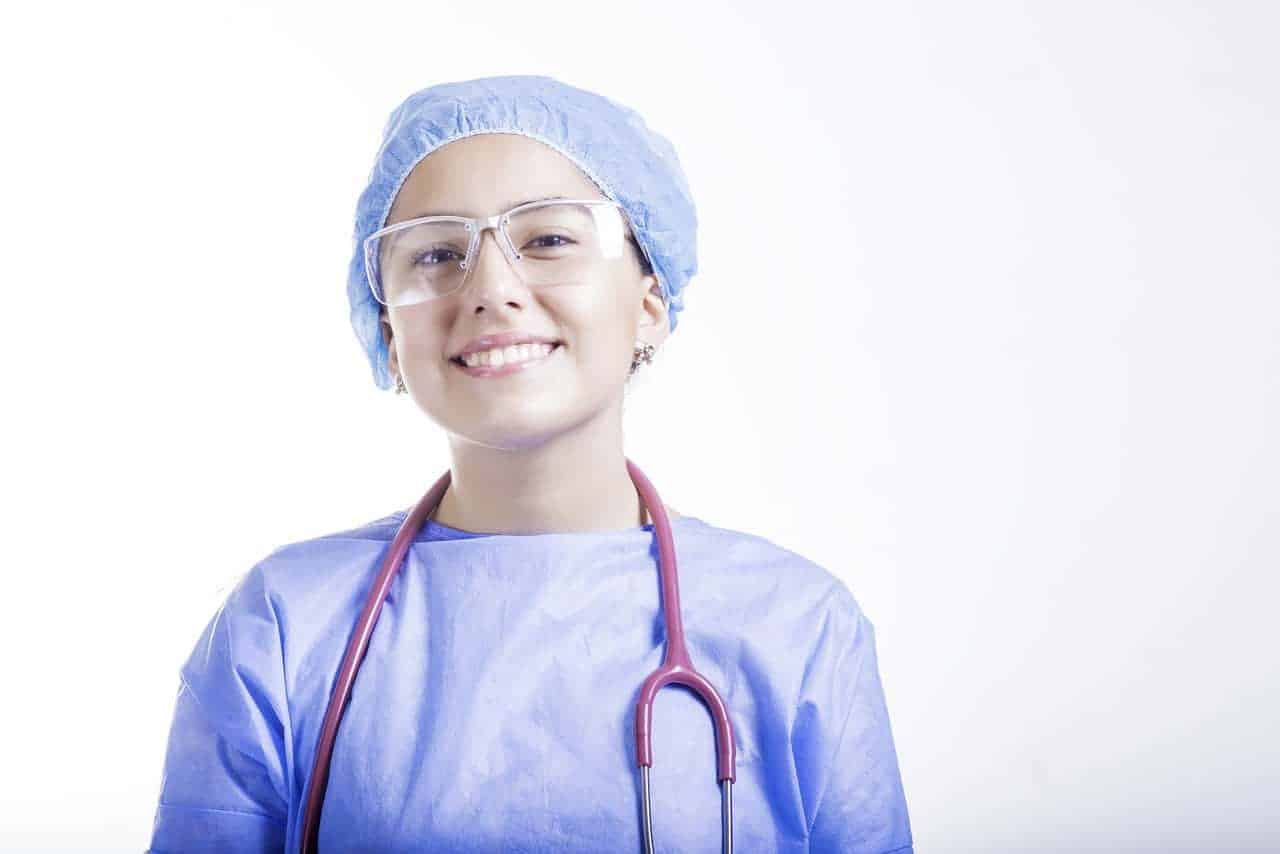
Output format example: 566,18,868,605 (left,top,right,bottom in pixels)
147,510,913,853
